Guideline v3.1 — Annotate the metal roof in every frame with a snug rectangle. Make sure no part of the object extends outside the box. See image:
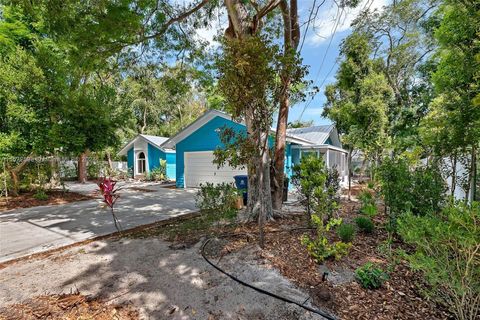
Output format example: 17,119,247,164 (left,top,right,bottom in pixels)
117,134,172,156
140,134,169,147
286,125,334,144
